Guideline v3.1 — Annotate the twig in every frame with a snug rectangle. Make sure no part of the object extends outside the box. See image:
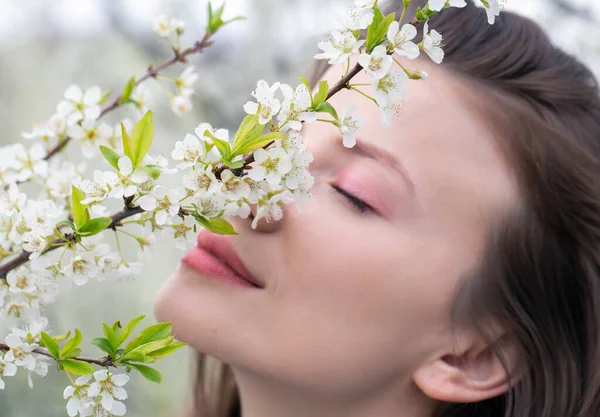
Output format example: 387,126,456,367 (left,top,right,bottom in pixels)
0,205,144,280
40,30,214,164
0,343,115,367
